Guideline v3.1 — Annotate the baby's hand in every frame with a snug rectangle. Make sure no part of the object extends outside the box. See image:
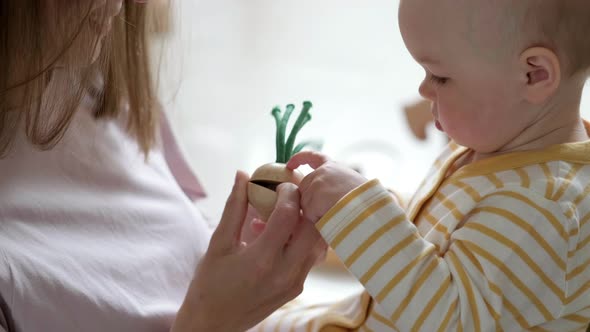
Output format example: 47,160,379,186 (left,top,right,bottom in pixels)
287,151,368,224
